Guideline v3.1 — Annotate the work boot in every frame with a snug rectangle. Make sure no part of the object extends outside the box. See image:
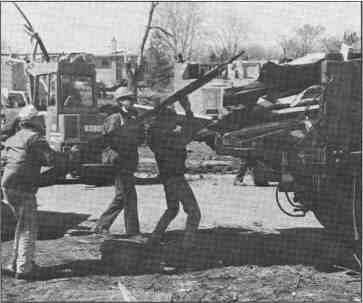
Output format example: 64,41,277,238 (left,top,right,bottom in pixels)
14,263,42,281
